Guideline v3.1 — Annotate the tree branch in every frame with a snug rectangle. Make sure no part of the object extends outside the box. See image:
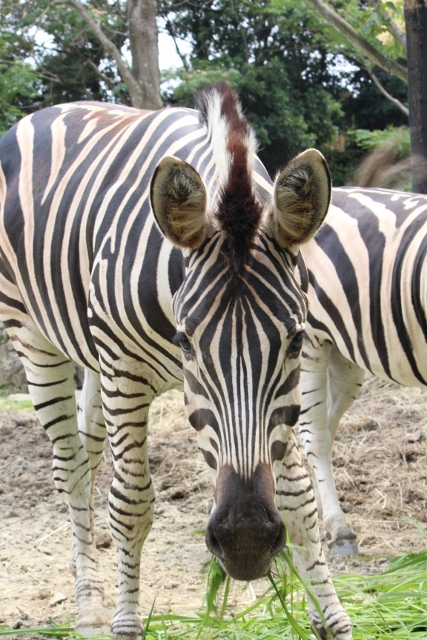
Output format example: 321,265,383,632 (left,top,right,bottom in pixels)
63,0,144,107
304,0,408,83
86,59,131,105
384,15,407,51
367,68,409,116
164,20,189,70
367,0,407,51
